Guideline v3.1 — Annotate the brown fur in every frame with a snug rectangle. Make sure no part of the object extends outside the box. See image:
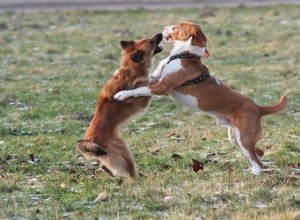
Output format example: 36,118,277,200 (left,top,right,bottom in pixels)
169,22,210,58
151,22,288,174
77,33,163,177
115,22,288,175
